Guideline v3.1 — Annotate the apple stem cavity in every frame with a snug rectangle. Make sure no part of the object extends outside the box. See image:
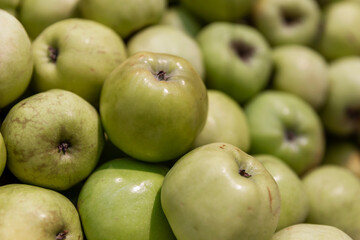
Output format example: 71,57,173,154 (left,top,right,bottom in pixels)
239,169,252,178
154,70,169,81
281,8,303,26
48,46,59,63
58,142,70,155
346,106,360,126
55,230,68,240
230,40,255,63
285,128,297,142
